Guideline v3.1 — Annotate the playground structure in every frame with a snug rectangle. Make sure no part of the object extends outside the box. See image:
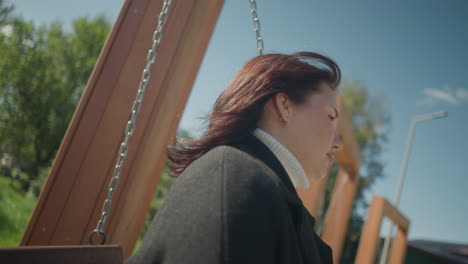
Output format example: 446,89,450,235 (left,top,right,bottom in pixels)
0,0,410,263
